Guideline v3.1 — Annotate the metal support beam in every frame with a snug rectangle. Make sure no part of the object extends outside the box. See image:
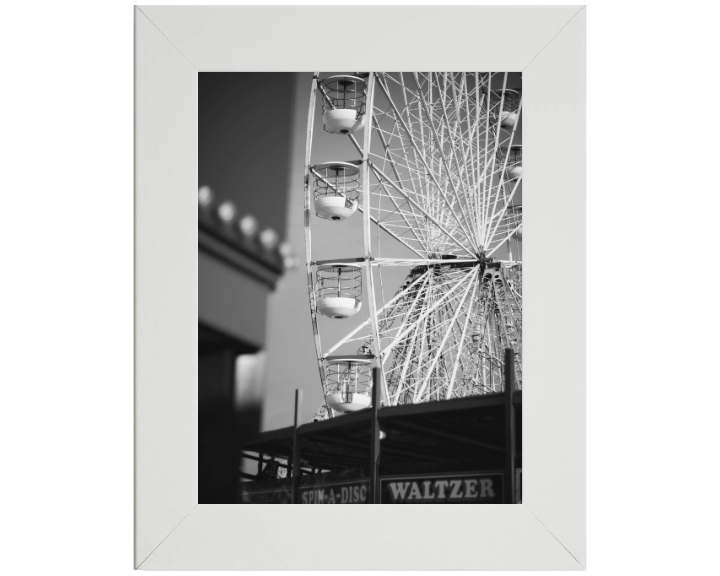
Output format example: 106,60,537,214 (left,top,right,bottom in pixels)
369,365,381,504
504,348,516,504
291,389,302,504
